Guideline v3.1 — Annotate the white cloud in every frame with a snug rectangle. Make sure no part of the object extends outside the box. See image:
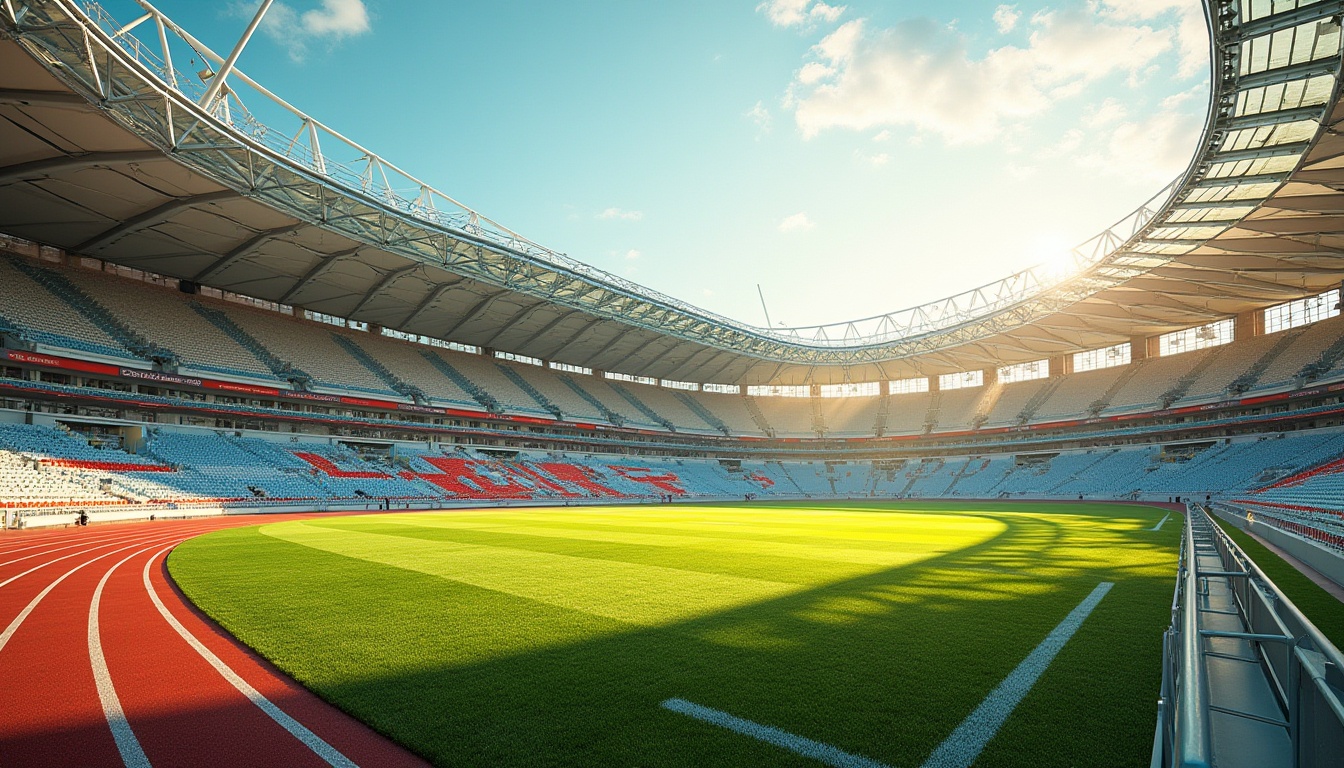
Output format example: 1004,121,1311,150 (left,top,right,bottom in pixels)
598,207,644,221
778,212,816,232
757,0,846,29
745,100,772,137
1098,0,1206,79
240,0,371,60
871,129,891,142
1084,97,1129,128
786,8,1177,144
854,149,891,167
625,249,642,260
1077,86,1204,183
993,5,1020,34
